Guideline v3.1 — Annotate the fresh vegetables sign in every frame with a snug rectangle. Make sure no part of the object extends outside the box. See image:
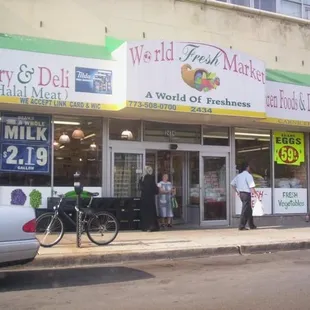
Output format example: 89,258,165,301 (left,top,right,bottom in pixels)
127,40,266,117
0,113,51,173
274,189,307,214
273,132,304,166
